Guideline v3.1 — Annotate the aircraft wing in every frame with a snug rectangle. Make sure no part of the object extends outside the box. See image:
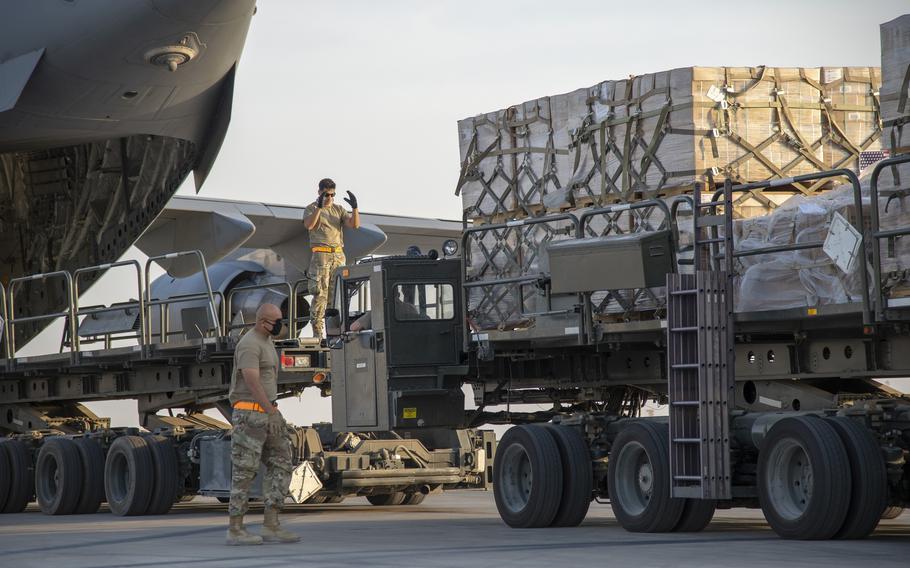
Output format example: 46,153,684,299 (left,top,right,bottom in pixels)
137,195,462,277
